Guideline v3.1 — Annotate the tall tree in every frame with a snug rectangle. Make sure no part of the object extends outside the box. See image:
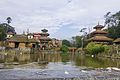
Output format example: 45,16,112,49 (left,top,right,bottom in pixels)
62,39,71,47
6,17,12,24
104,11,120,39
0,26,6,41
71,36,87,48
